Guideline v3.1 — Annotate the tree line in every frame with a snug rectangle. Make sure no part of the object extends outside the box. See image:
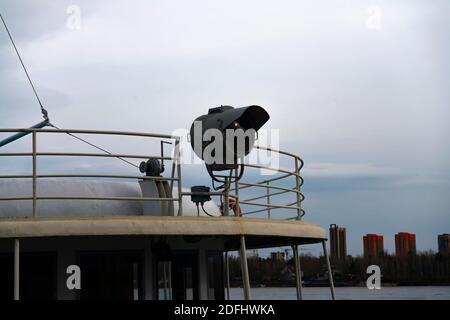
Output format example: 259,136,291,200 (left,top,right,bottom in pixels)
226,251,450,286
